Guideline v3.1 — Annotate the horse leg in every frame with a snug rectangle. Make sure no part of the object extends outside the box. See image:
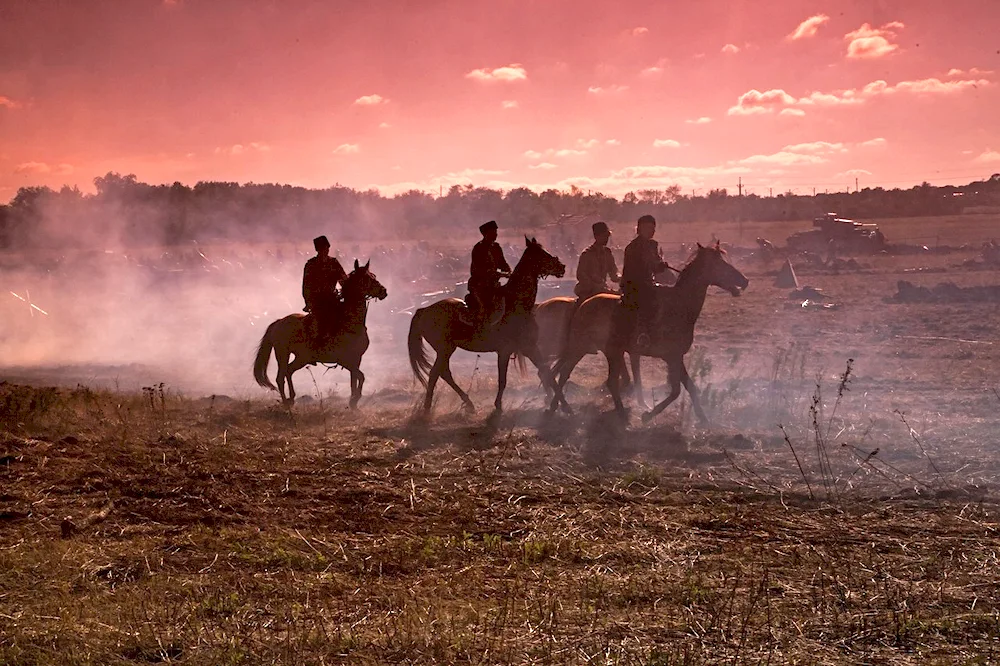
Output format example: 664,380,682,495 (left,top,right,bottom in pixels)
524,347,566,412
630,352,648,410
276,350,291,404
679,361,709,425
493,351,512,415
285,356,308,406
641,359,682,424
349,367,365,409
606,350,628,420
423,357,443,413
438,353,475,413
549,350,585,413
